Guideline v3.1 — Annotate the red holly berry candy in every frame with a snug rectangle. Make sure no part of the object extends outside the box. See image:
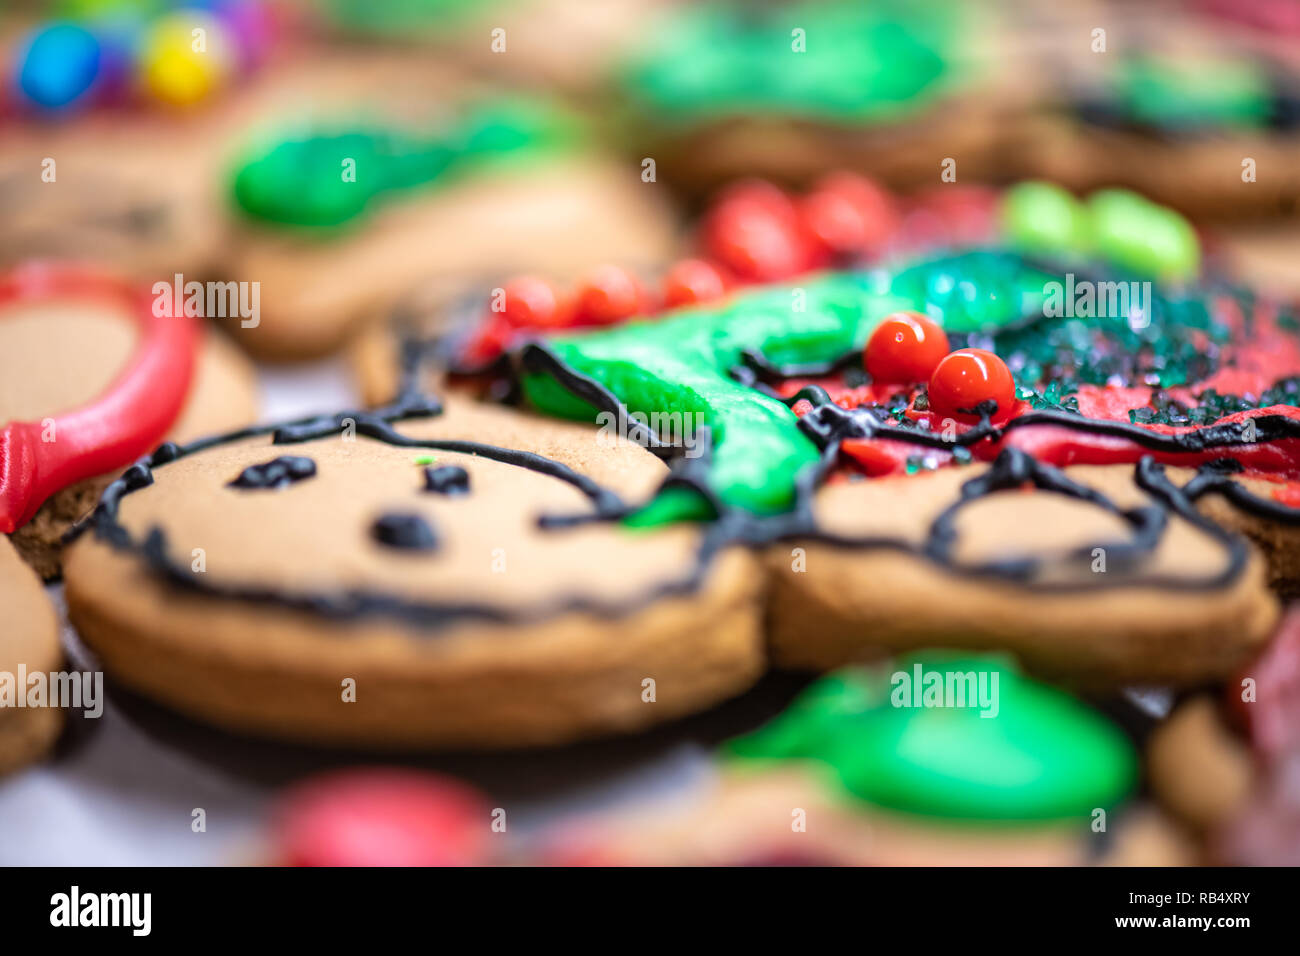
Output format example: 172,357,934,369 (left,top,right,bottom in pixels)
275,769,489,867
703,180,815,281
927,348,1017,424
573,264,647,325
801,172,897,258
662,258,729,308
864,312,949,384
499,275,567,329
